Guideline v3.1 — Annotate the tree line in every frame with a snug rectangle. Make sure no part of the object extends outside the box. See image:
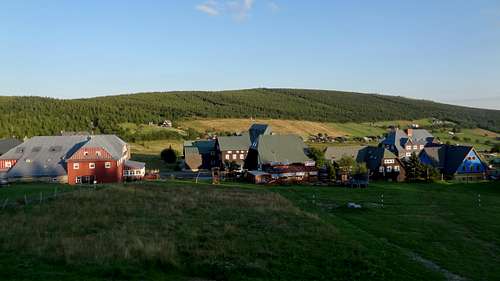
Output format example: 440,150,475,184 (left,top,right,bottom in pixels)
0,88,498,139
